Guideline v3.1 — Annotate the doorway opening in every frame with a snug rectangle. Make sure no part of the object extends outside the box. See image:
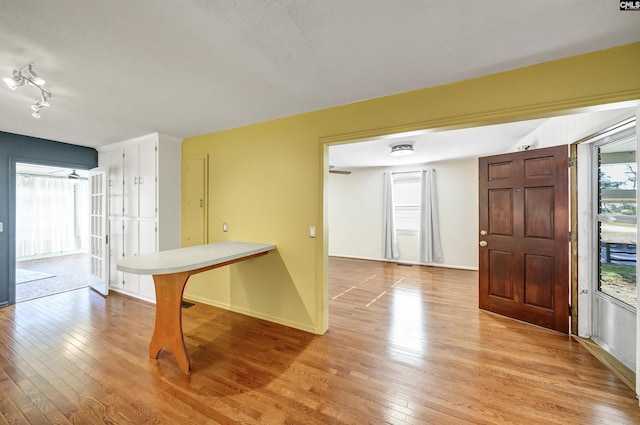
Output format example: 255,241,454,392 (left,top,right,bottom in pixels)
325,104,637,340
15,163,90,302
